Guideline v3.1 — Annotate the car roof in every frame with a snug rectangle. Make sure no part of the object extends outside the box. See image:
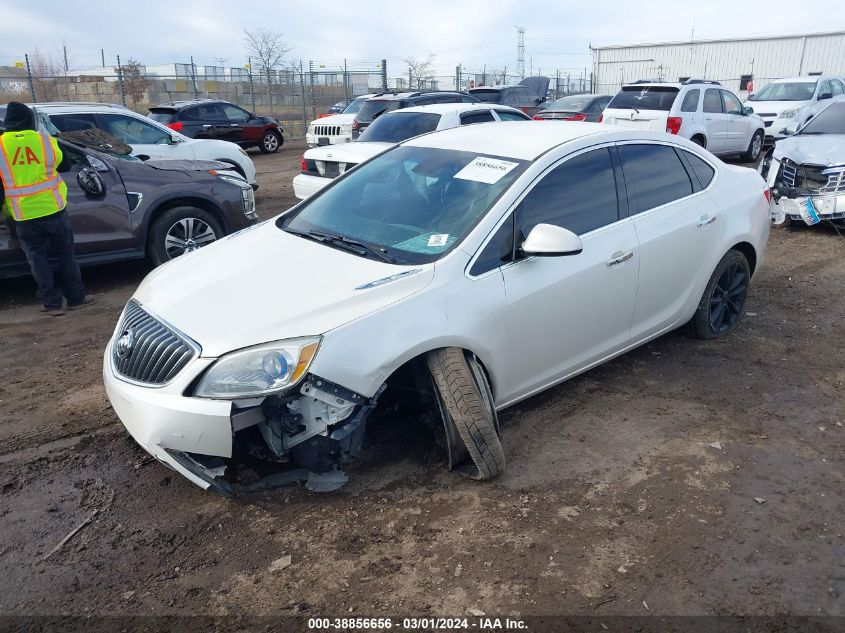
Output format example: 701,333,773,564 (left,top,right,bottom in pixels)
386,103,521,115
771,76,823,83
366,91,470,101
27,102,131,113
403,121,705,161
